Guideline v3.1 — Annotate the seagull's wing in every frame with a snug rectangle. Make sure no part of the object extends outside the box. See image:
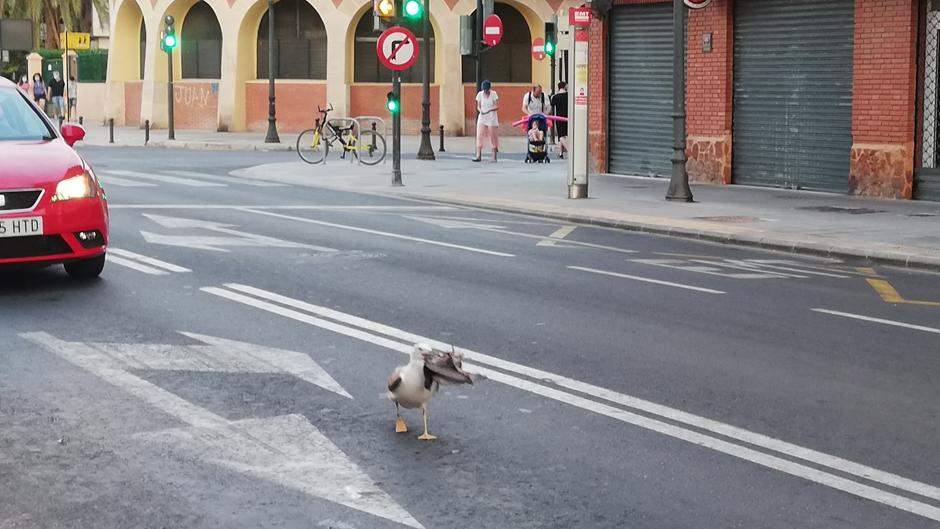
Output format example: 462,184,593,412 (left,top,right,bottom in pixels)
425,354,474,385
387,370,403,392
